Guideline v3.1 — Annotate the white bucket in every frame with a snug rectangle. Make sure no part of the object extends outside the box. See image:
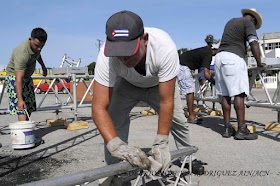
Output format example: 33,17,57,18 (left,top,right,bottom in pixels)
9,121,36,149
